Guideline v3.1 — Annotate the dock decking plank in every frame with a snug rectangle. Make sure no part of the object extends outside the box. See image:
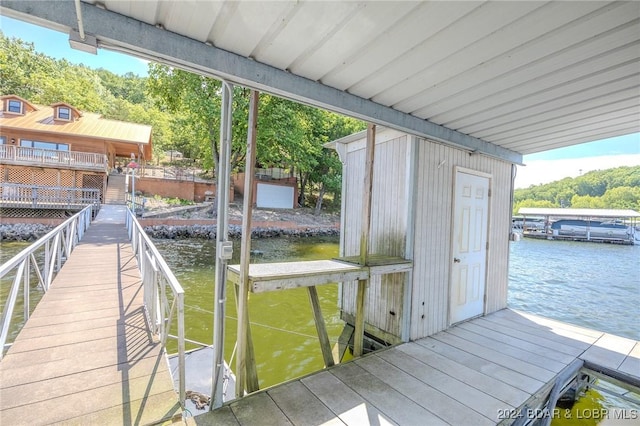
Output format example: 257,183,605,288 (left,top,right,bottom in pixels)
228,392,293,426
329,361,448,426
395,341,529,407
472,316,584,357
56,390,181,426
618,342,640,379
479,313,594,350
2,309,148,352
192,406,240,425
301,370,398,426
362,350,495,425
580,333,638,371
1,349,169,389
415,335,546,393
457,321,577,364
1,354,171,412
268,381,345,426
445,326,568,372
431,331,557,382
509,310,605,339
15,314,126,339
0,206,180,425
195,309,638,425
